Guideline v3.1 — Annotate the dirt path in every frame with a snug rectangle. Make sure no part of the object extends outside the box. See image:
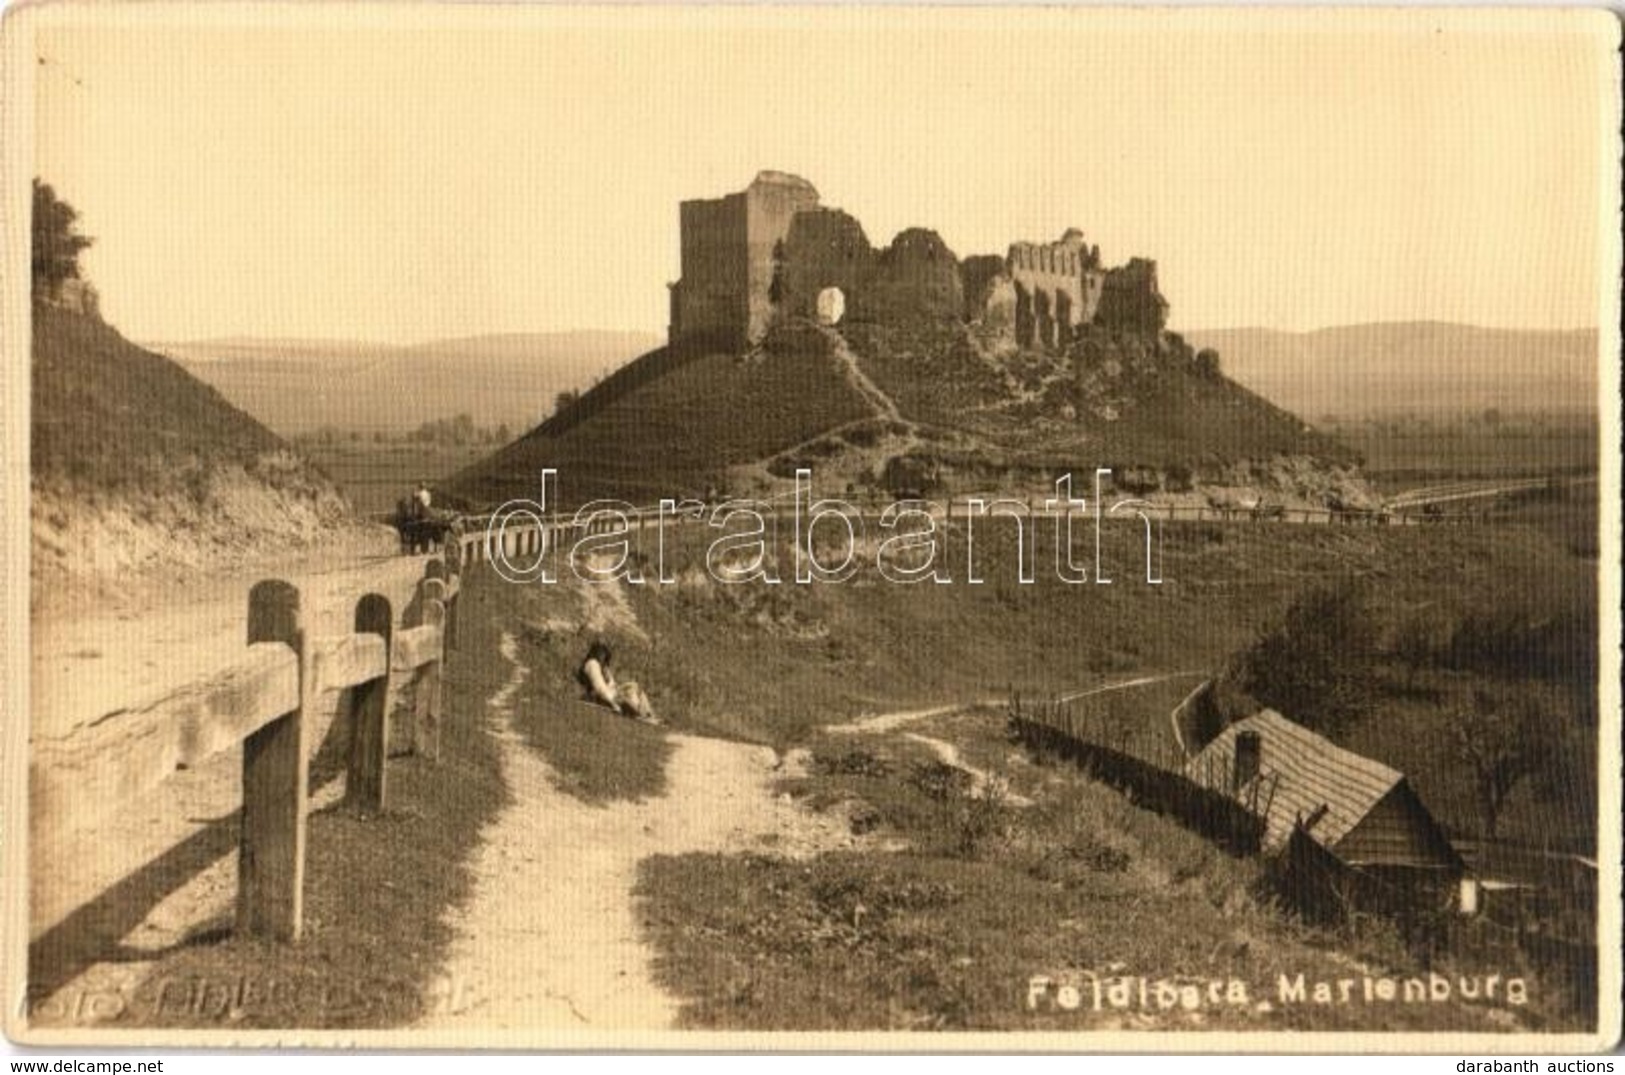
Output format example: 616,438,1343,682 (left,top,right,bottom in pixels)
830,701,989,735
417,632,851,1032
900,731,1033,807
1054,671,1203,704
814,323,902,422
